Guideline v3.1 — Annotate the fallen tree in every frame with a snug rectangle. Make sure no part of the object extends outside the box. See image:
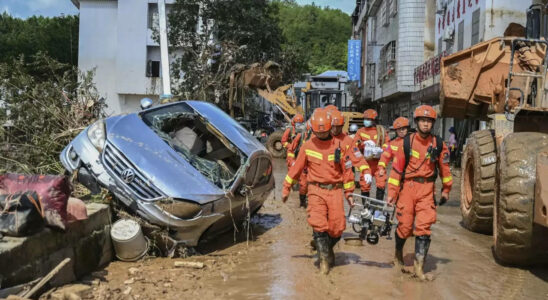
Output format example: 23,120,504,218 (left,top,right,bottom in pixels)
0,53,106,174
